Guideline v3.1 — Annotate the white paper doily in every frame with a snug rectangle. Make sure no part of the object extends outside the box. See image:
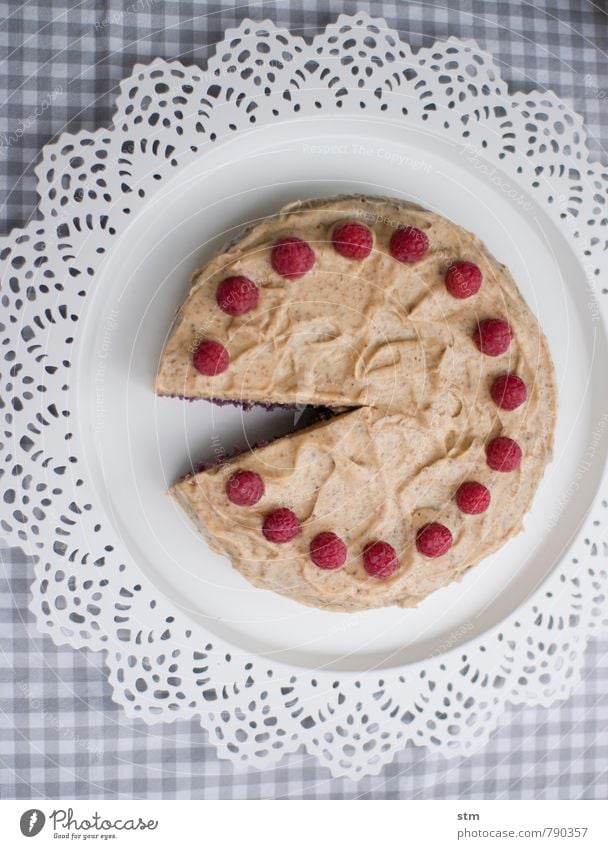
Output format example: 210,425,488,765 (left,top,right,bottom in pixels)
1,13,608,780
